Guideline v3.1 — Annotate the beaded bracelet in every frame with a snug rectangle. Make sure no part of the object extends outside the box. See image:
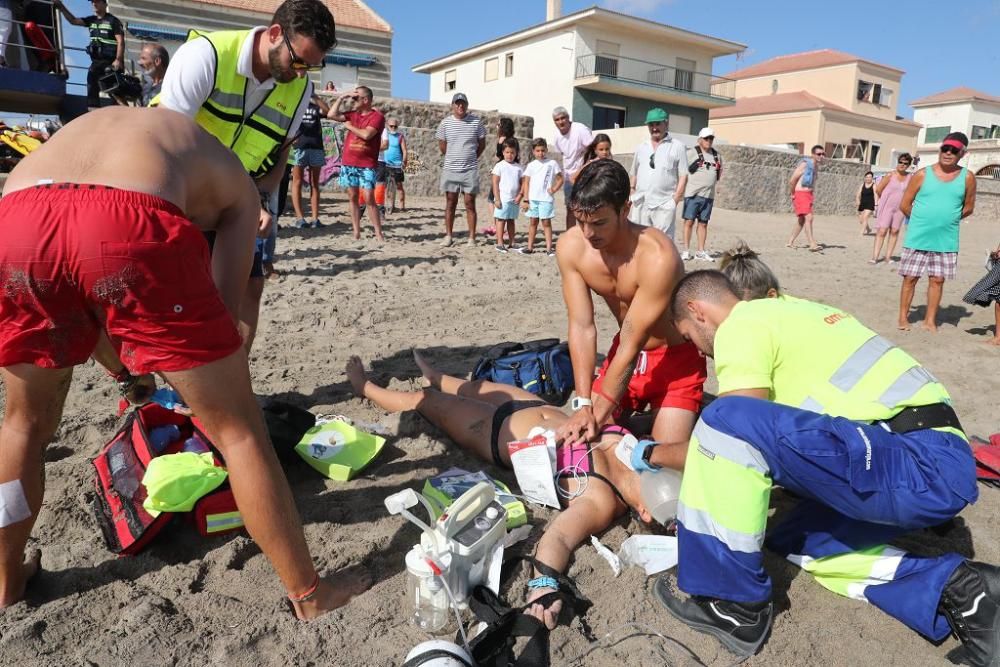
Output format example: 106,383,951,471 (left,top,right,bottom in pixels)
288,574,320,603
527,576,559,591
